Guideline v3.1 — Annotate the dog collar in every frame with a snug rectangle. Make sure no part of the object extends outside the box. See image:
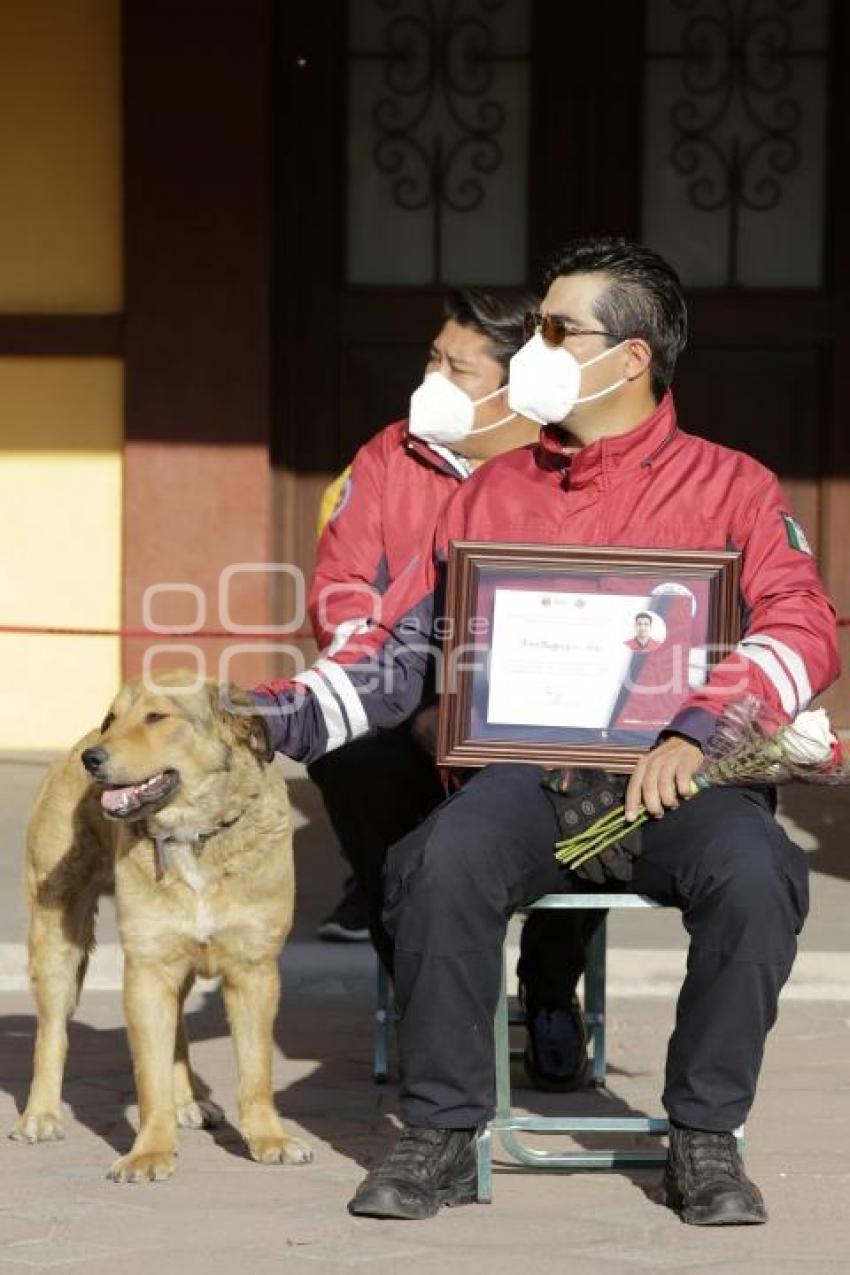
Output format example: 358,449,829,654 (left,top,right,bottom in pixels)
150,795,260,879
